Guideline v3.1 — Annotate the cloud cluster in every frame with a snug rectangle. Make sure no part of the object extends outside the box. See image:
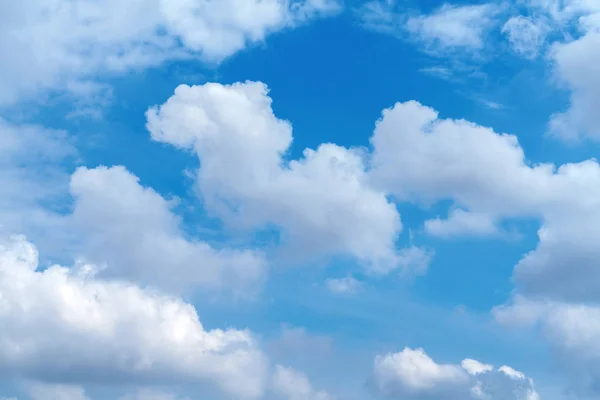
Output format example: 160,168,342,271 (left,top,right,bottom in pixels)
368,99,600,304
363,96,600,394
0,116,268,296
504,0,600,141
0,0,339,107
146,81,426,275
359,0,600,146
7,0,600,396
0,235,267,399
69,165,267,295
494,296,600,393
372,347,539,400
